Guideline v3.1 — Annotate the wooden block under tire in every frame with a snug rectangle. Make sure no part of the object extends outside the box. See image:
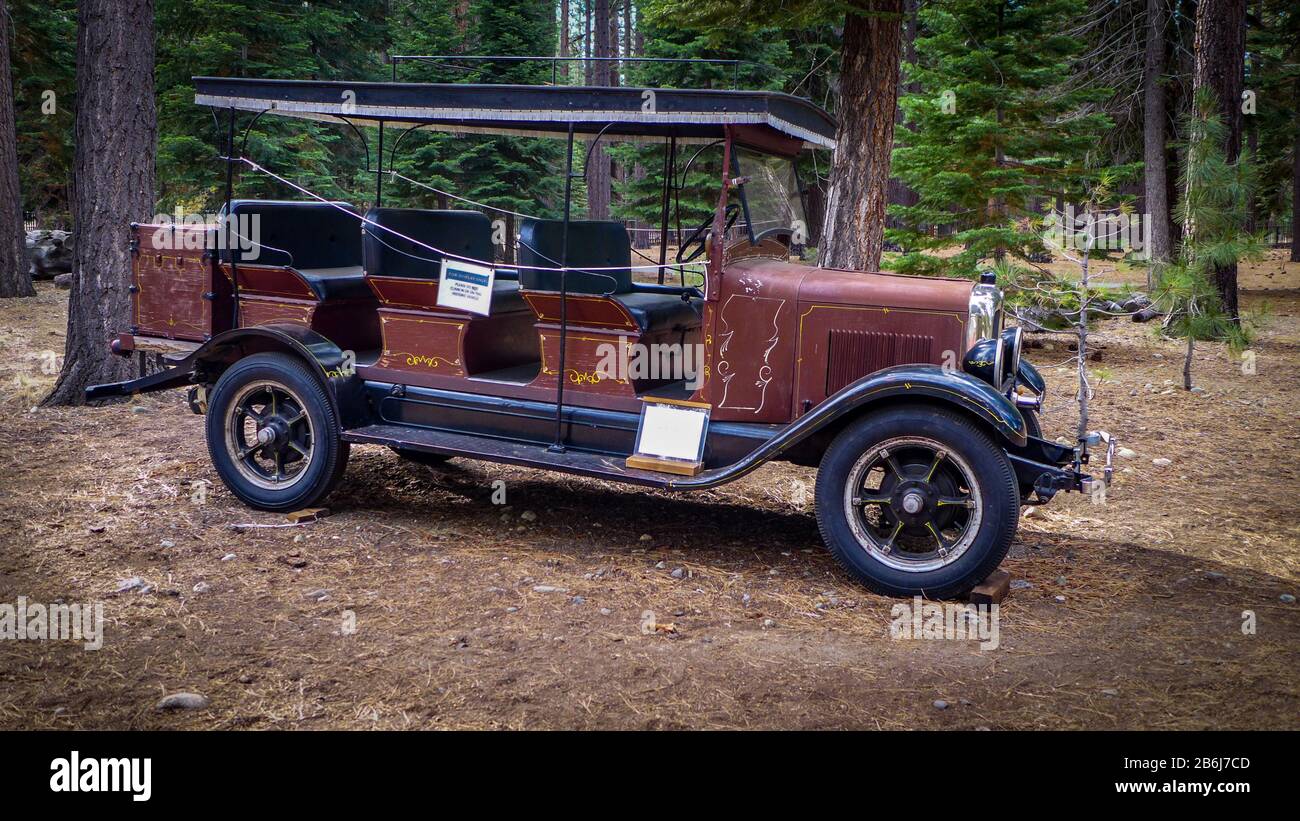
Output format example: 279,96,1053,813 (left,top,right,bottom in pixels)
285,507,331,524
968,569,1011,605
